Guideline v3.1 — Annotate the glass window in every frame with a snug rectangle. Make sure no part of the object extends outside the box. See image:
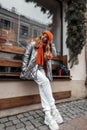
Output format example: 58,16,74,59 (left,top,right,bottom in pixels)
1,19,11,30
33,28,38,38
0,0,63,80
20,25,28,36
